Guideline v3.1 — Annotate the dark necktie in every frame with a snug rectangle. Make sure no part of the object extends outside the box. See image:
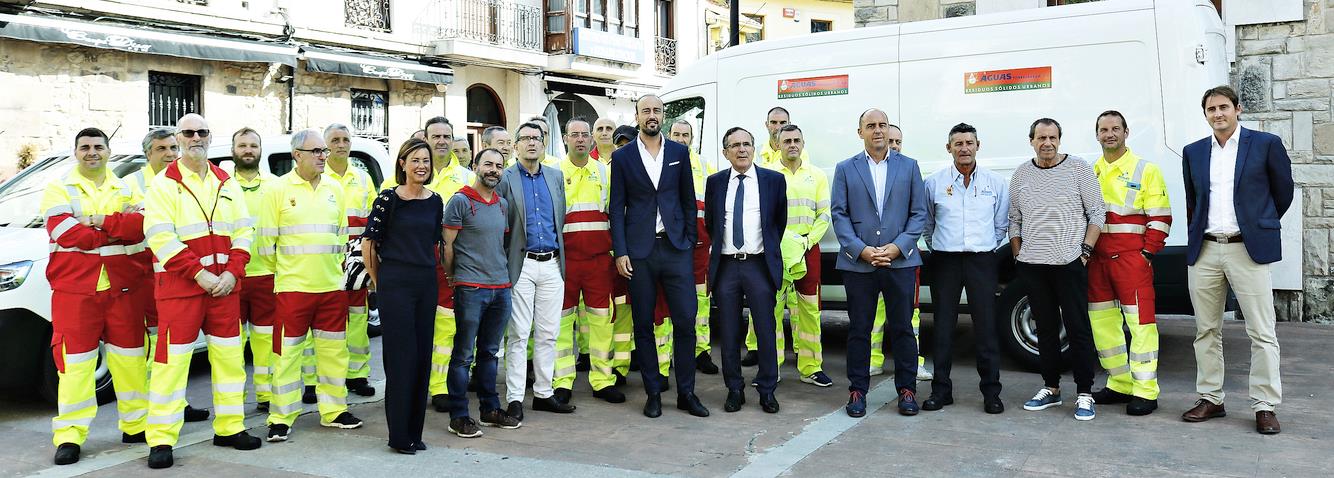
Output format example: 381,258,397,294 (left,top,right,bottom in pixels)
734,174,746,250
